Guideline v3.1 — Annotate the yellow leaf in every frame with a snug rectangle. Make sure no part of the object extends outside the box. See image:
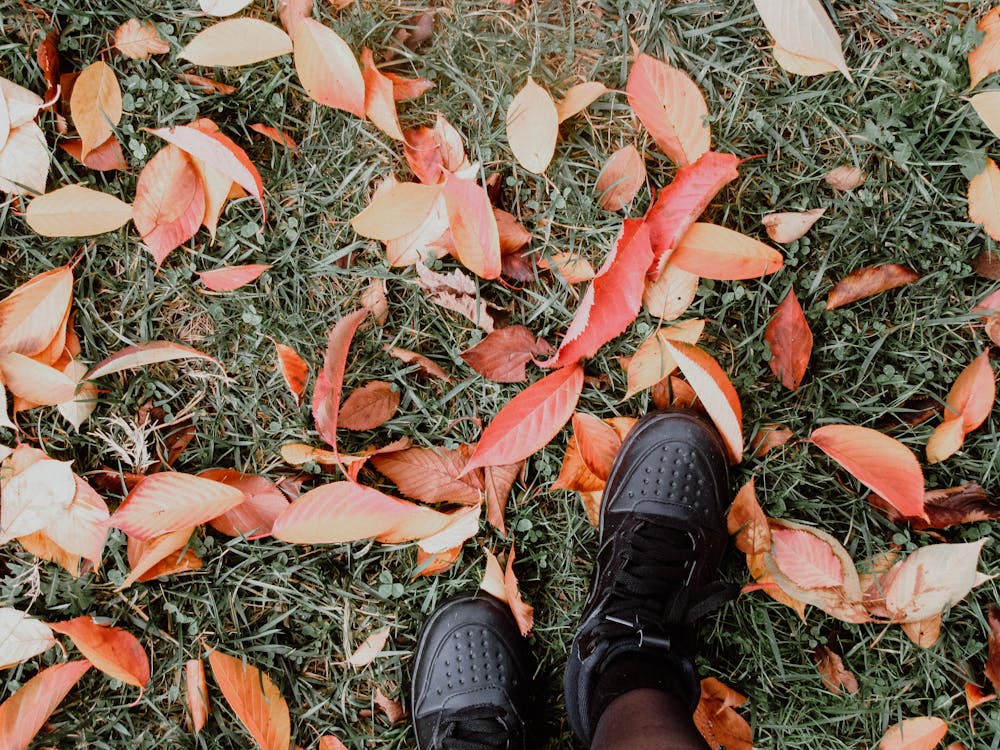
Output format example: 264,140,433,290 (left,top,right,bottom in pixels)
25,185,132,237
969,158,1000,241
180,19,292,67
293,17,365,117
69,61,122,158
971,91,1000,140
0,121,48,195
753,0,852,81
506,78,558,174
555,81,608,123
